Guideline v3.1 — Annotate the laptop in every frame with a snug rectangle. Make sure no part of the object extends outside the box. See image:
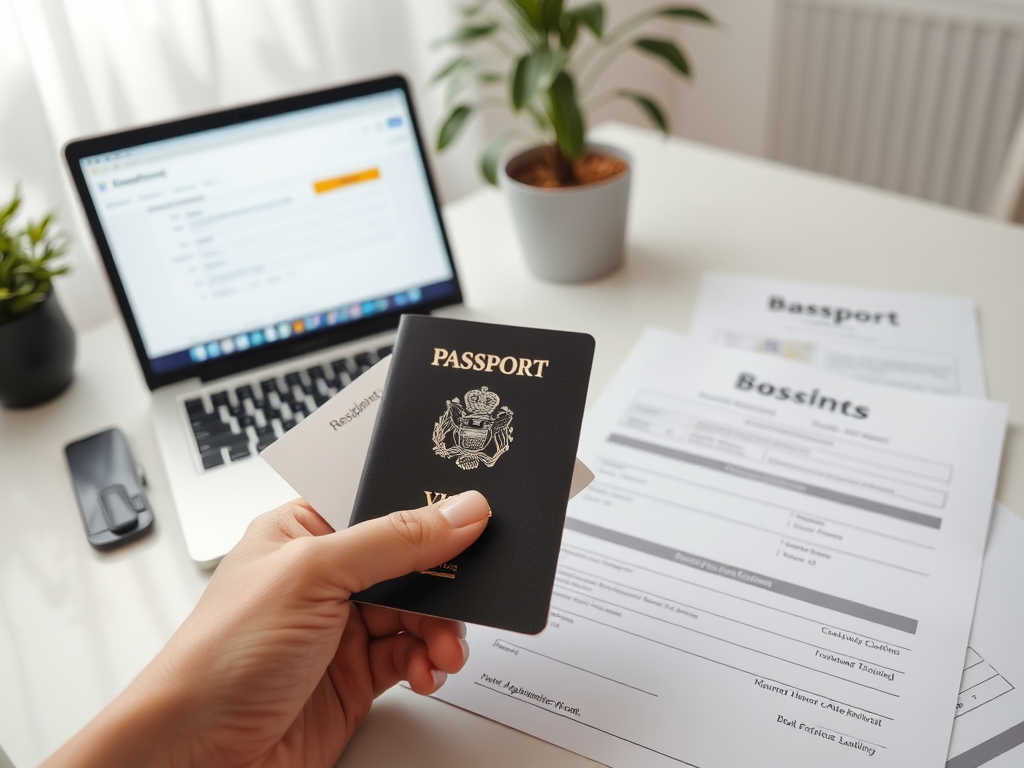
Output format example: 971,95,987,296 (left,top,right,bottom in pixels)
64,75,463,566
